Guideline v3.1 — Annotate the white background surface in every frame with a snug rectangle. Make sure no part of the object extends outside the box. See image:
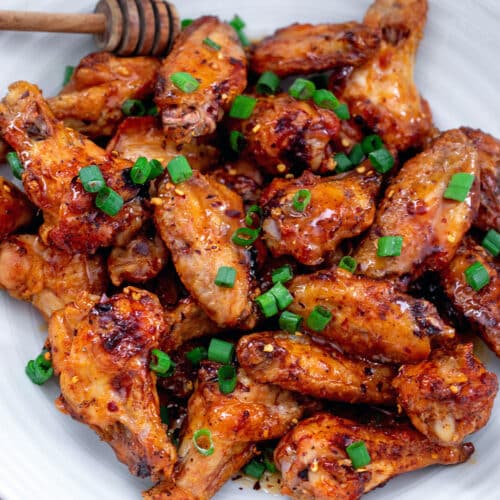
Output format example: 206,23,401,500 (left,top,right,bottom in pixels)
0,1,499,499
